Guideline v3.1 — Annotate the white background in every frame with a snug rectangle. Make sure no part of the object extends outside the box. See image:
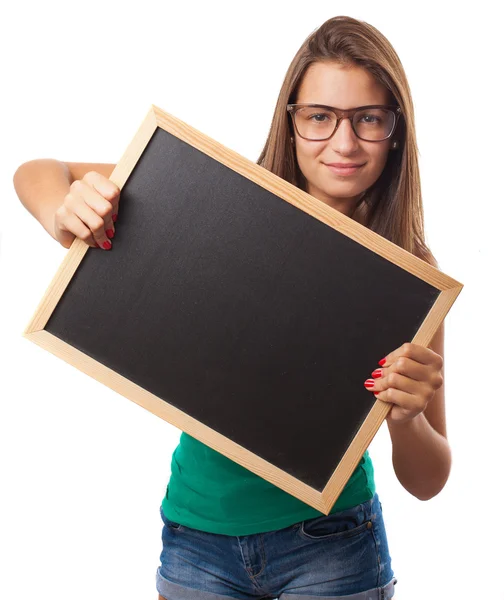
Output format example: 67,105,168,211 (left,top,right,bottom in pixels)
1,2,502,599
